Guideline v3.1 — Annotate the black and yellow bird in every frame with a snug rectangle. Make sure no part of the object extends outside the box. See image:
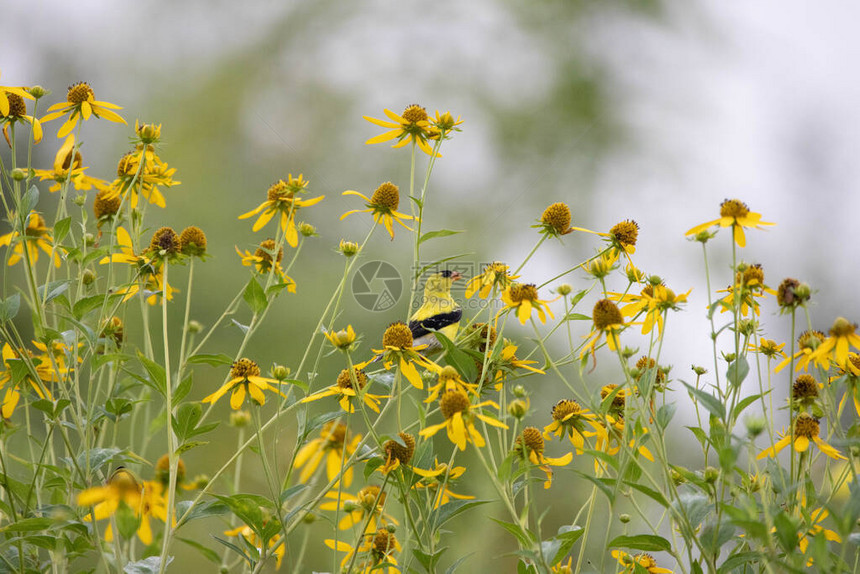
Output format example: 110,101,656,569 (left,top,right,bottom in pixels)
408,270,462,351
